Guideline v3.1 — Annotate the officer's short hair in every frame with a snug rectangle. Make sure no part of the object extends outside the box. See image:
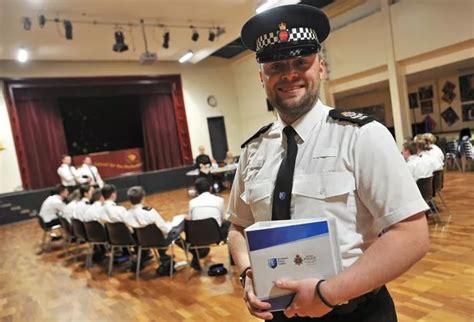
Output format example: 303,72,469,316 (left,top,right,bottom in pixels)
91,189,102,203
102,184,117,199
416,141,427,152
403,142,417,156
79,184,92,198
195,178,211,195
127,186,145,205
